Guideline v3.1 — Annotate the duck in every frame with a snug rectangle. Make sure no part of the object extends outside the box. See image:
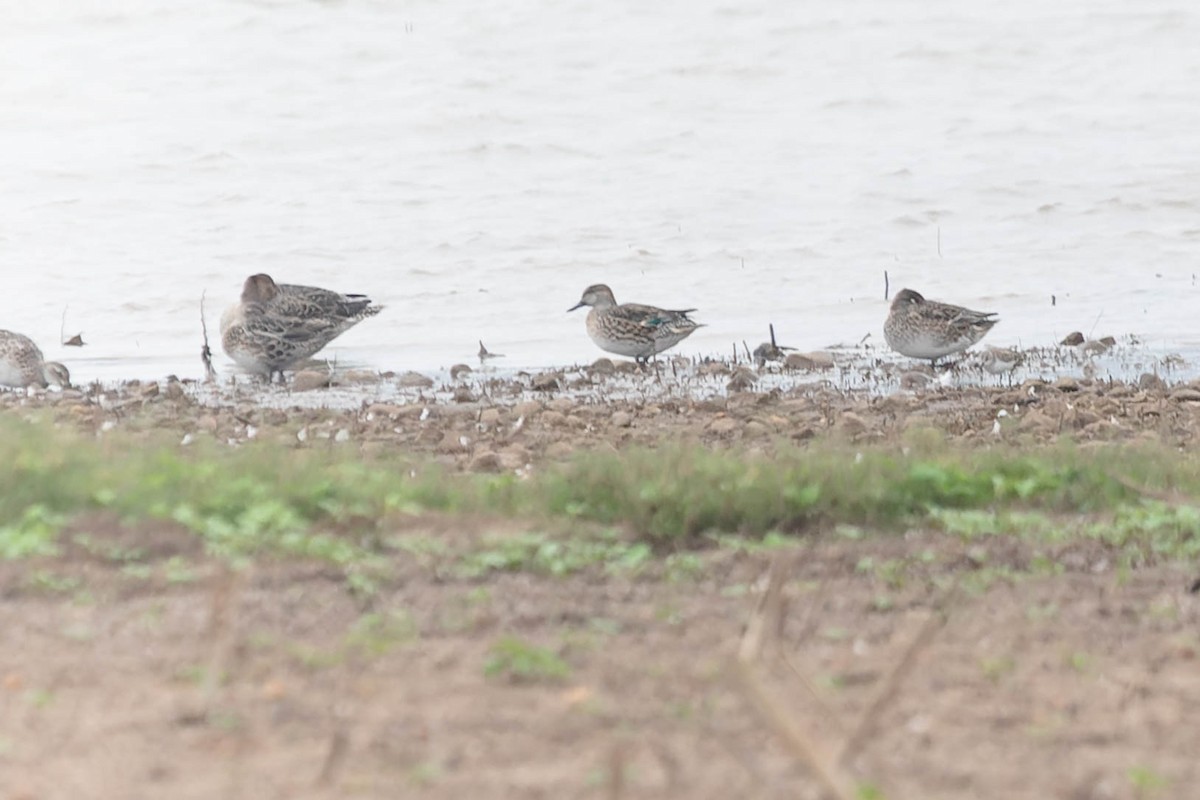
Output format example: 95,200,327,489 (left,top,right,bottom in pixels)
883,288,998,365
0,330,70,389
568,284,701,364
220,273,383,379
